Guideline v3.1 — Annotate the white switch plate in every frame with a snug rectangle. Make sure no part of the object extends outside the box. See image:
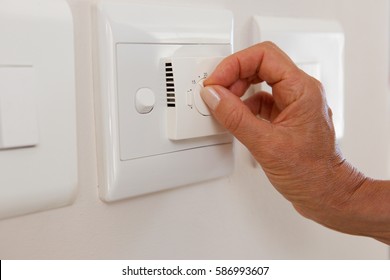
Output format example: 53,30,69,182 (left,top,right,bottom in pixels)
115,44,232,161
0,0,77,219
0,66,39,149
253,16,344,139
93,2,234,201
